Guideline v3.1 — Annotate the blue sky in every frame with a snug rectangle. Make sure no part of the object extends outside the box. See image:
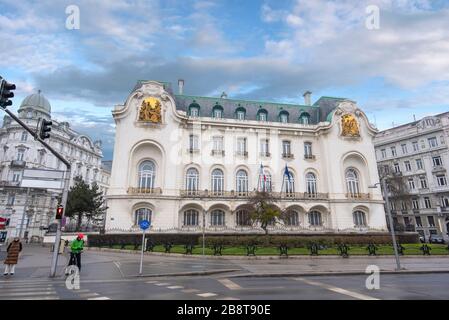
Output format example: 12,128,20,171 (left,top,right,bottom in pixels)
1,0,449,160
